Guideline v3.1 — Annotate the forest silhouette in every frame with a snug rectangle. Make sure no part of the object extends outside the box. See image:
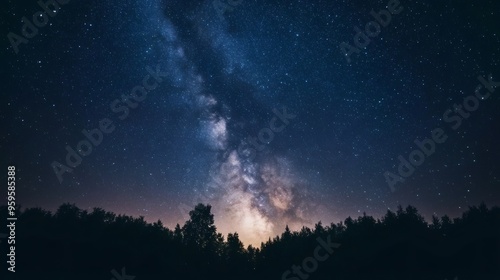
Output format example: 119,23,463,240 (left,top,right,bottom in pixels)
1,203,499,279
